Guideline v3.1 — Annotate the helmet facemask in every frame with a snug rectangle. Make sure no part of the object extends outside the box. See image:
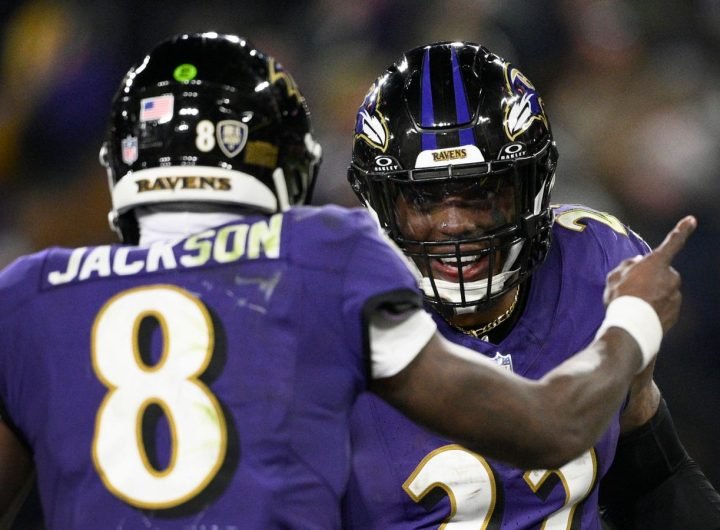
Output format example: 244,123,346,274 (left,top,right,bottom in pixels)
351,139,555,315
